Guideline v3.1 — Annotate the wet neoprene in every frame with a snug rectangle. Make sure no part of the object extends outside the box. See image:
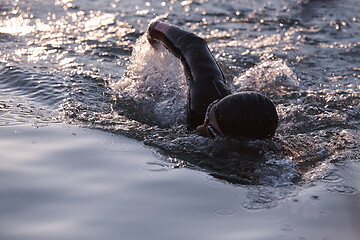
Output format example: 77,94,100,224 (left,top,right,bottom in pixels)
148,21,231,129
